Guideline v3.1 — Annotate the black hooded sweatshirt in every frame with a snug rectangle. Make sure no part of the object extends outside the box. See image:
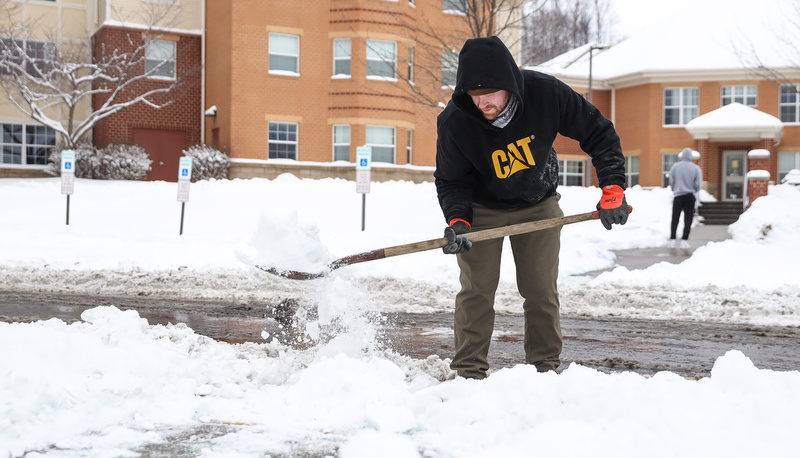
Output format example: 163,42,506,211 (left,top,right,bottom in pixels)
434,36,626,226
